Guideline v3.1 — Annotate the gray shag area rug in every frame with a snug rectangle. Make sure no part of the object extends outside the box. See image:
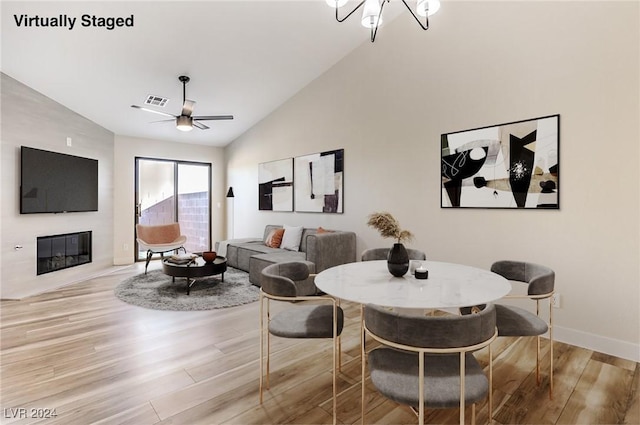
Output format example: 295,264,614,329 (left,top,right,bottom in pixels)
114,267,259,311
